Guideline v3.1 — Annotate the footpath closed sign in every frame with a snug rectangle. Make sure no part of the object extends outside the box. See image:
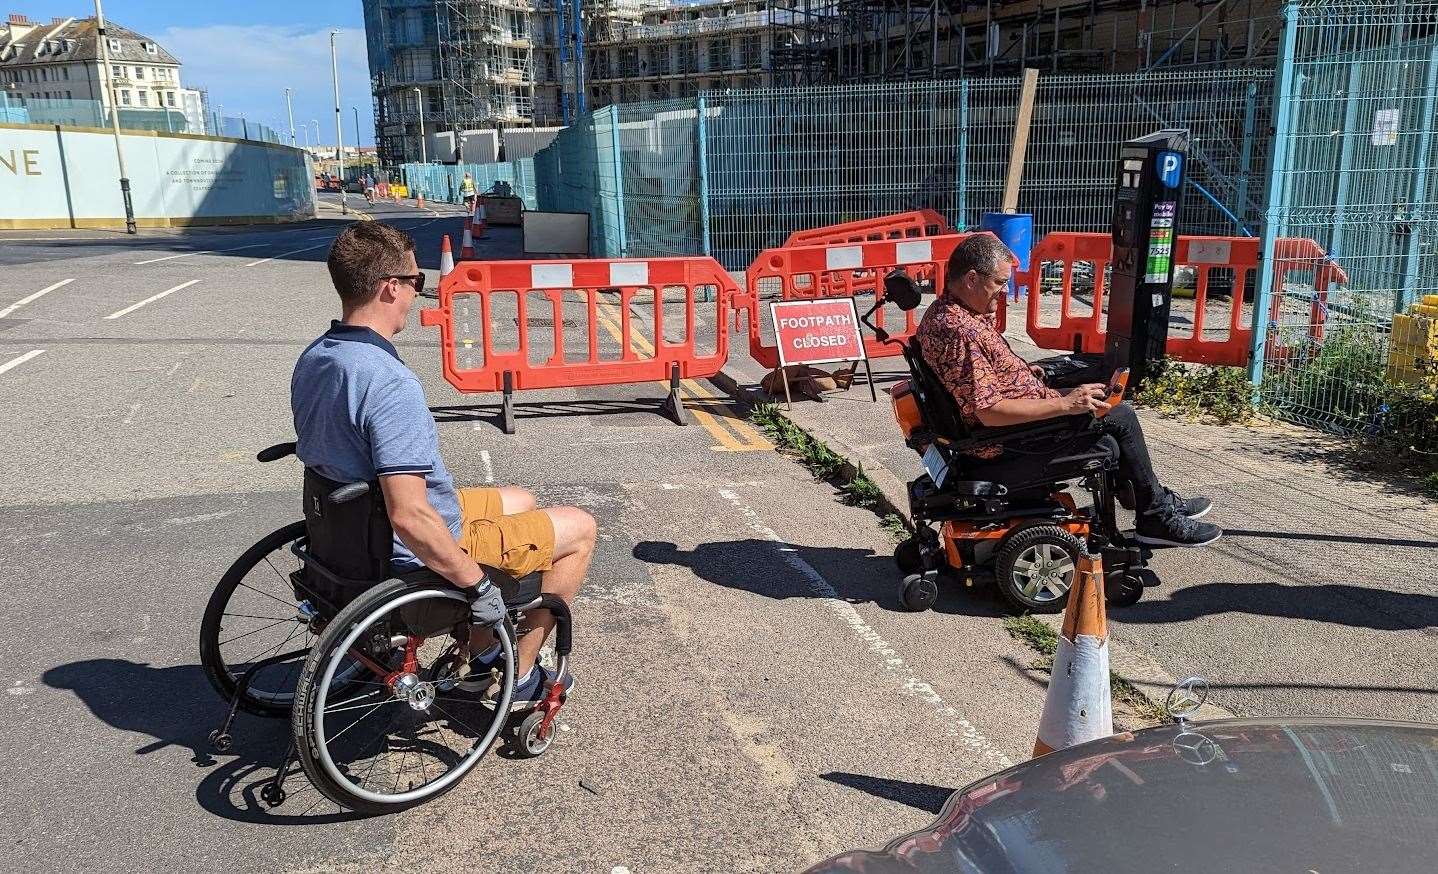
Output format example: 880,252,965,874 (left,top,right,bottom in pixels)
769,298,866,367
